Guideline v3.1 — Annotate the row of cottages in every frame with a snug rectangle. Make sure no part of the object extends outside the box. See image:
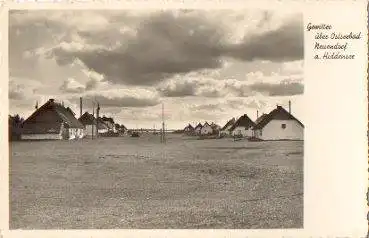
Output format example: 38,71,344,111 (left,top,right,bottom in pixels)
183,122,221,136
78,112,125,137
78,112,108,137
21,99,85,140
218,104,304,141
